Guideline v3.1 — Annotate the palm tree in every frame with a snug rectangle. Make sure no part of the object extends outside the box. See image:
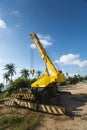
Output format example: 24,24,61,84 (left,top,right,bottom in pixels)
36,70,42,78
3,73,10,85
66,72,69,78
77,74,82,82
0,83,4,92
4,63,16,82
20,68,29,79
